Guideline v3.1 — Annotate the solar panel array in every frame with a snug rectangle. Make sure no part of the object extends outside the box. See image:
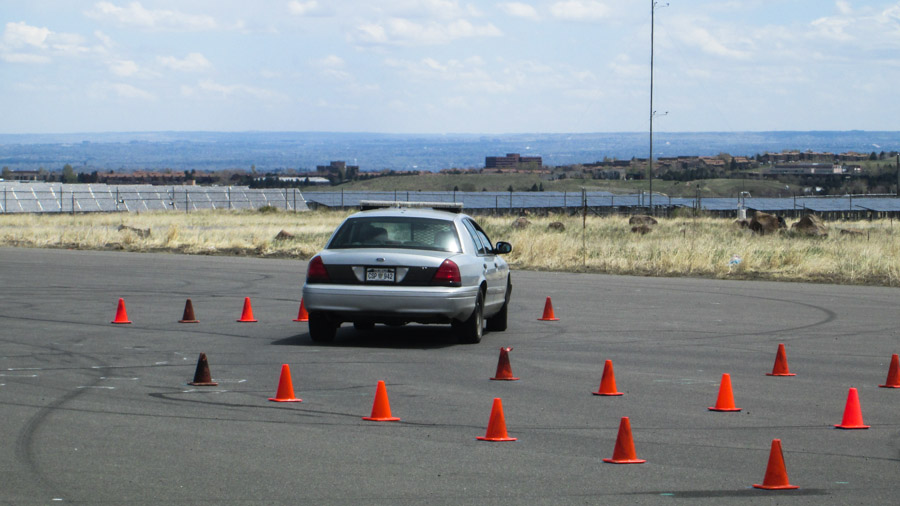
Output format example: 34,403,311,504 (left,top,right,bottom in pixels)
304,191,900,212
2,183,898,214
0,183,308,213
